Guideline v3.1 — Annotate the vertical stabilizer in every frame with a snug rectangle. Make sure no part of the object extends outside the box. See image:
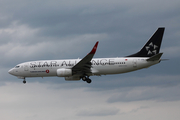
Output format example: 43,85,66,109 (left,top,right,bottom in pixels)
127,28,165,57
